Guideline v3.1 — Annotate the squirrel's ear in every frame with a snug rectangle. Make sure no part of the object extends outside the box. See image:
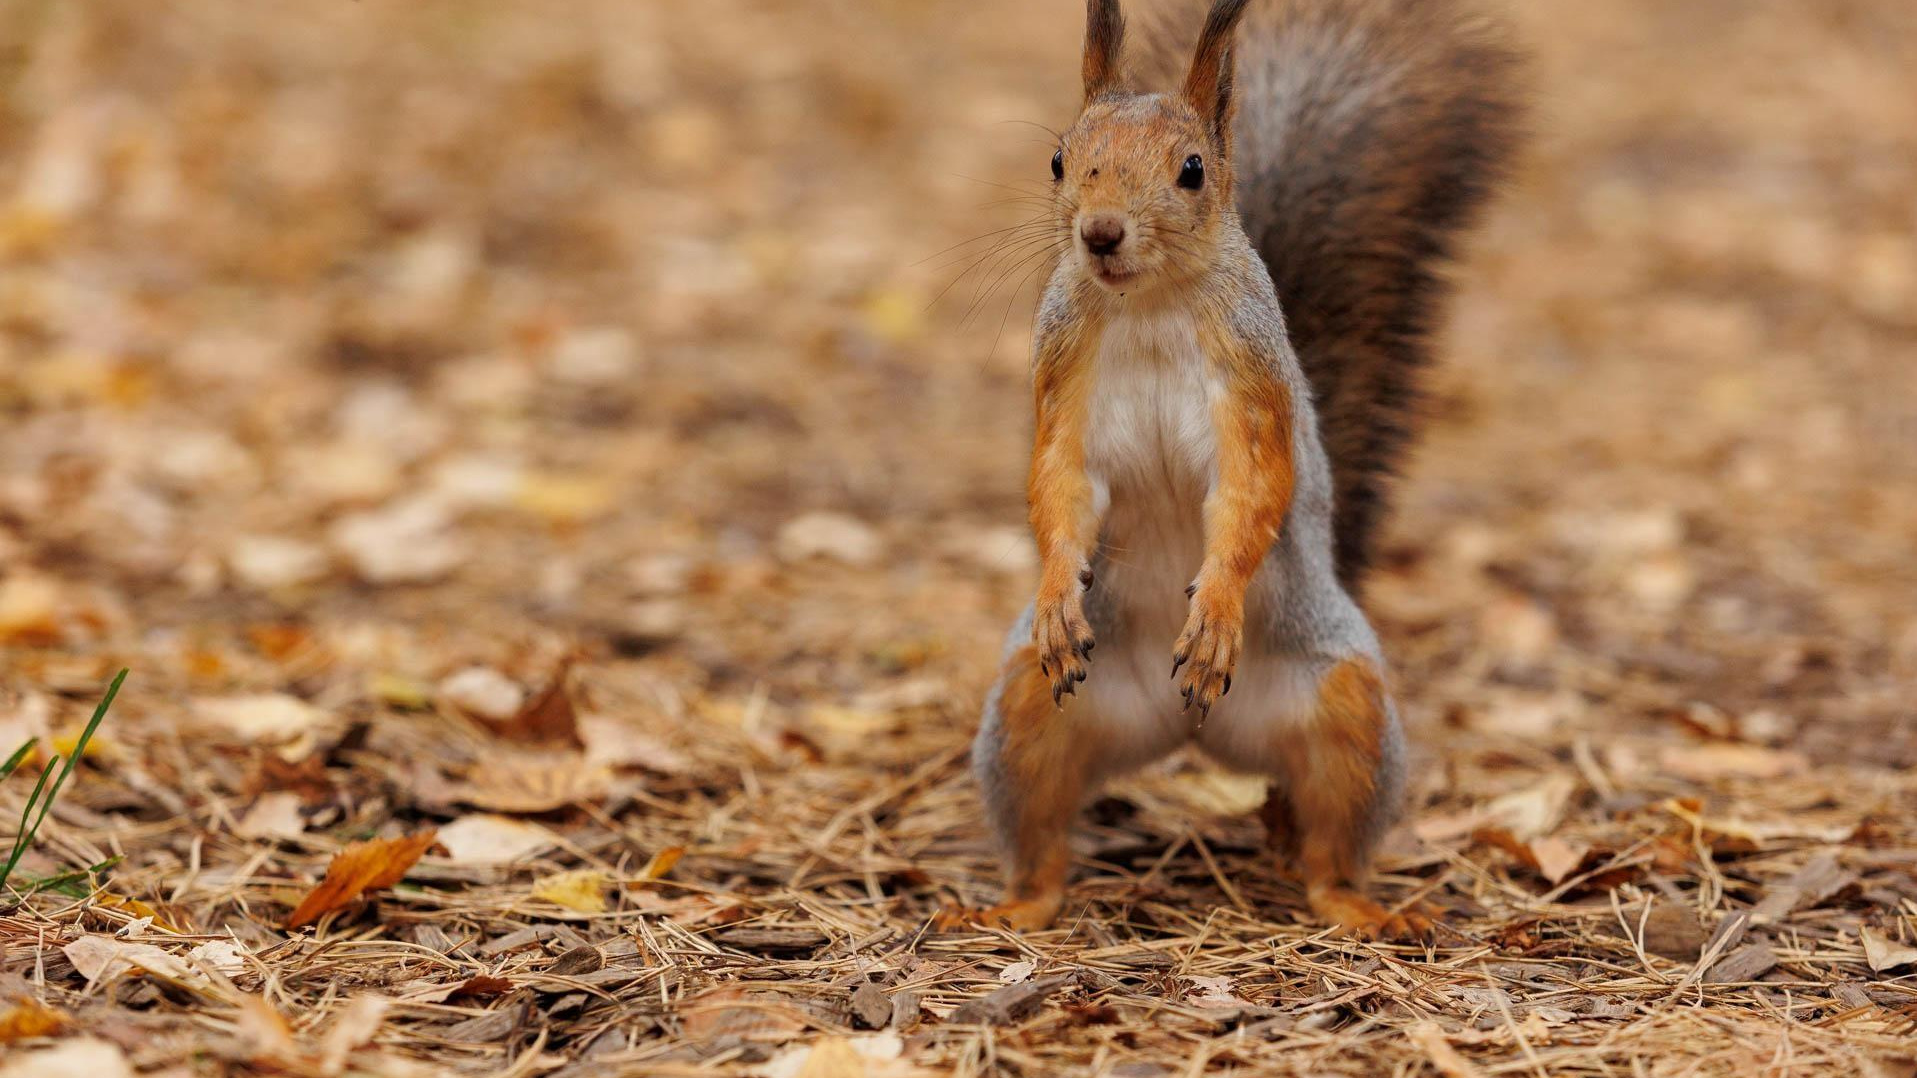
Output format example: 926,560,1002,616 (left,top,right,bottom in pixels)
1082,0,1125,103
1183,0,1253,146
